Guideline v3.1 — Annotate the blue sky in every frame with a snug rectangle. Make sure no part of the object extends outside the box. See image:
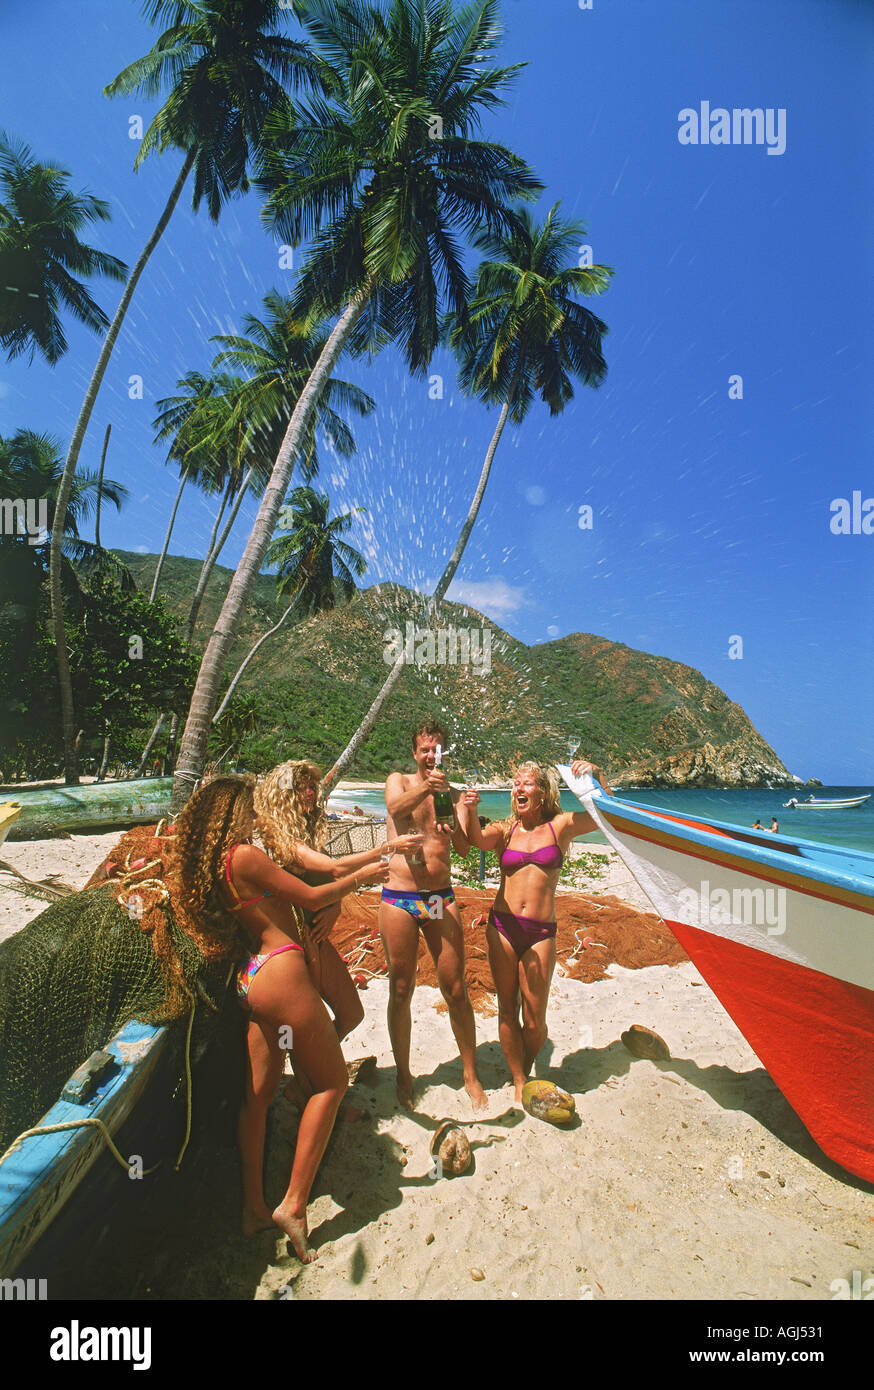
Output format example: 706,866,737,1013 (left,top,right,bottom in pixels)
1,0,872,781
